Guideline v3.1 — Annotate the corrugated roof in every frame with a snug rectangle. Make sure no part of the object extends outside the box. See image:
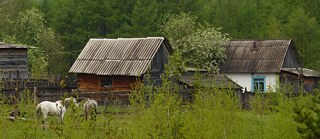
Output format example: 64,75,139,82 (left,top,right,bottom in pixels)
0,42,31,49
69,37,171,76
220,39,292,73
179,72,242,89
282,68,320,77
